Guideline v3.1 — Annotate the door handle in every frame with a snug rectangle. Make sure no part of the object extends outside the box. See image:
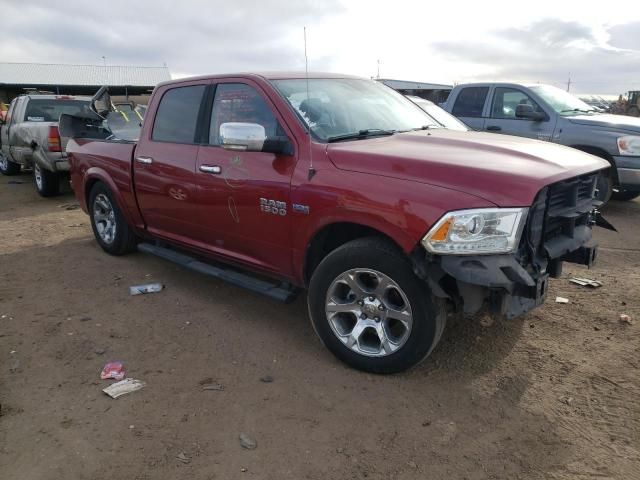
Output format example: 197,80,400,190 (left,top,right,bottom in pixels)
136,156,153,164
486,125,502,131
200,165,221,174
